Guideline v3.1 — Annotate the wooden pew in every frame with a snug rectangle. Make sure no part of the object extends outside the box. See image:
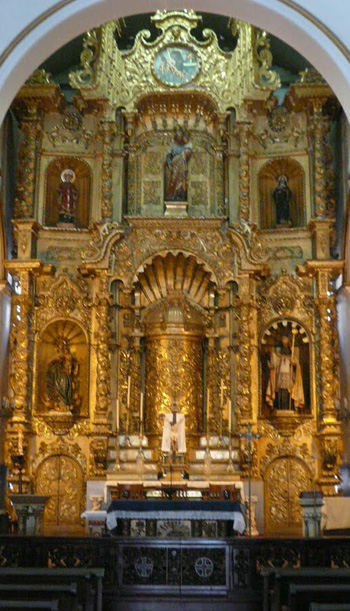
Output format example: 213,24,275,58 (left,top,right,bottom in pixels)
0,583,77,610
309,605,350,610
289,584,350,611
0,567,104,611
0,602,59,609
261,567,350,611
